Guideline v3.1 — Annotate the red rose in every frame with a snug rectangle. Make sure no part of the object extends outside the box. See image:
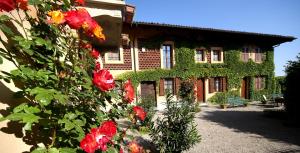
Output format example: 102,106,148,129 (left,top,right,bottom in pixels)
80,121,117,153
0,0,15,12
123,80,135,103
98,121,117,138
133,106,146,121
16,0,28,10
64,9,86,29
75,0,85,5
93,69,115,91
90,48,100,59
128,141,142,153
80,133,98,153
120,147,124,153
95,62,101,71
81,43,92,49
